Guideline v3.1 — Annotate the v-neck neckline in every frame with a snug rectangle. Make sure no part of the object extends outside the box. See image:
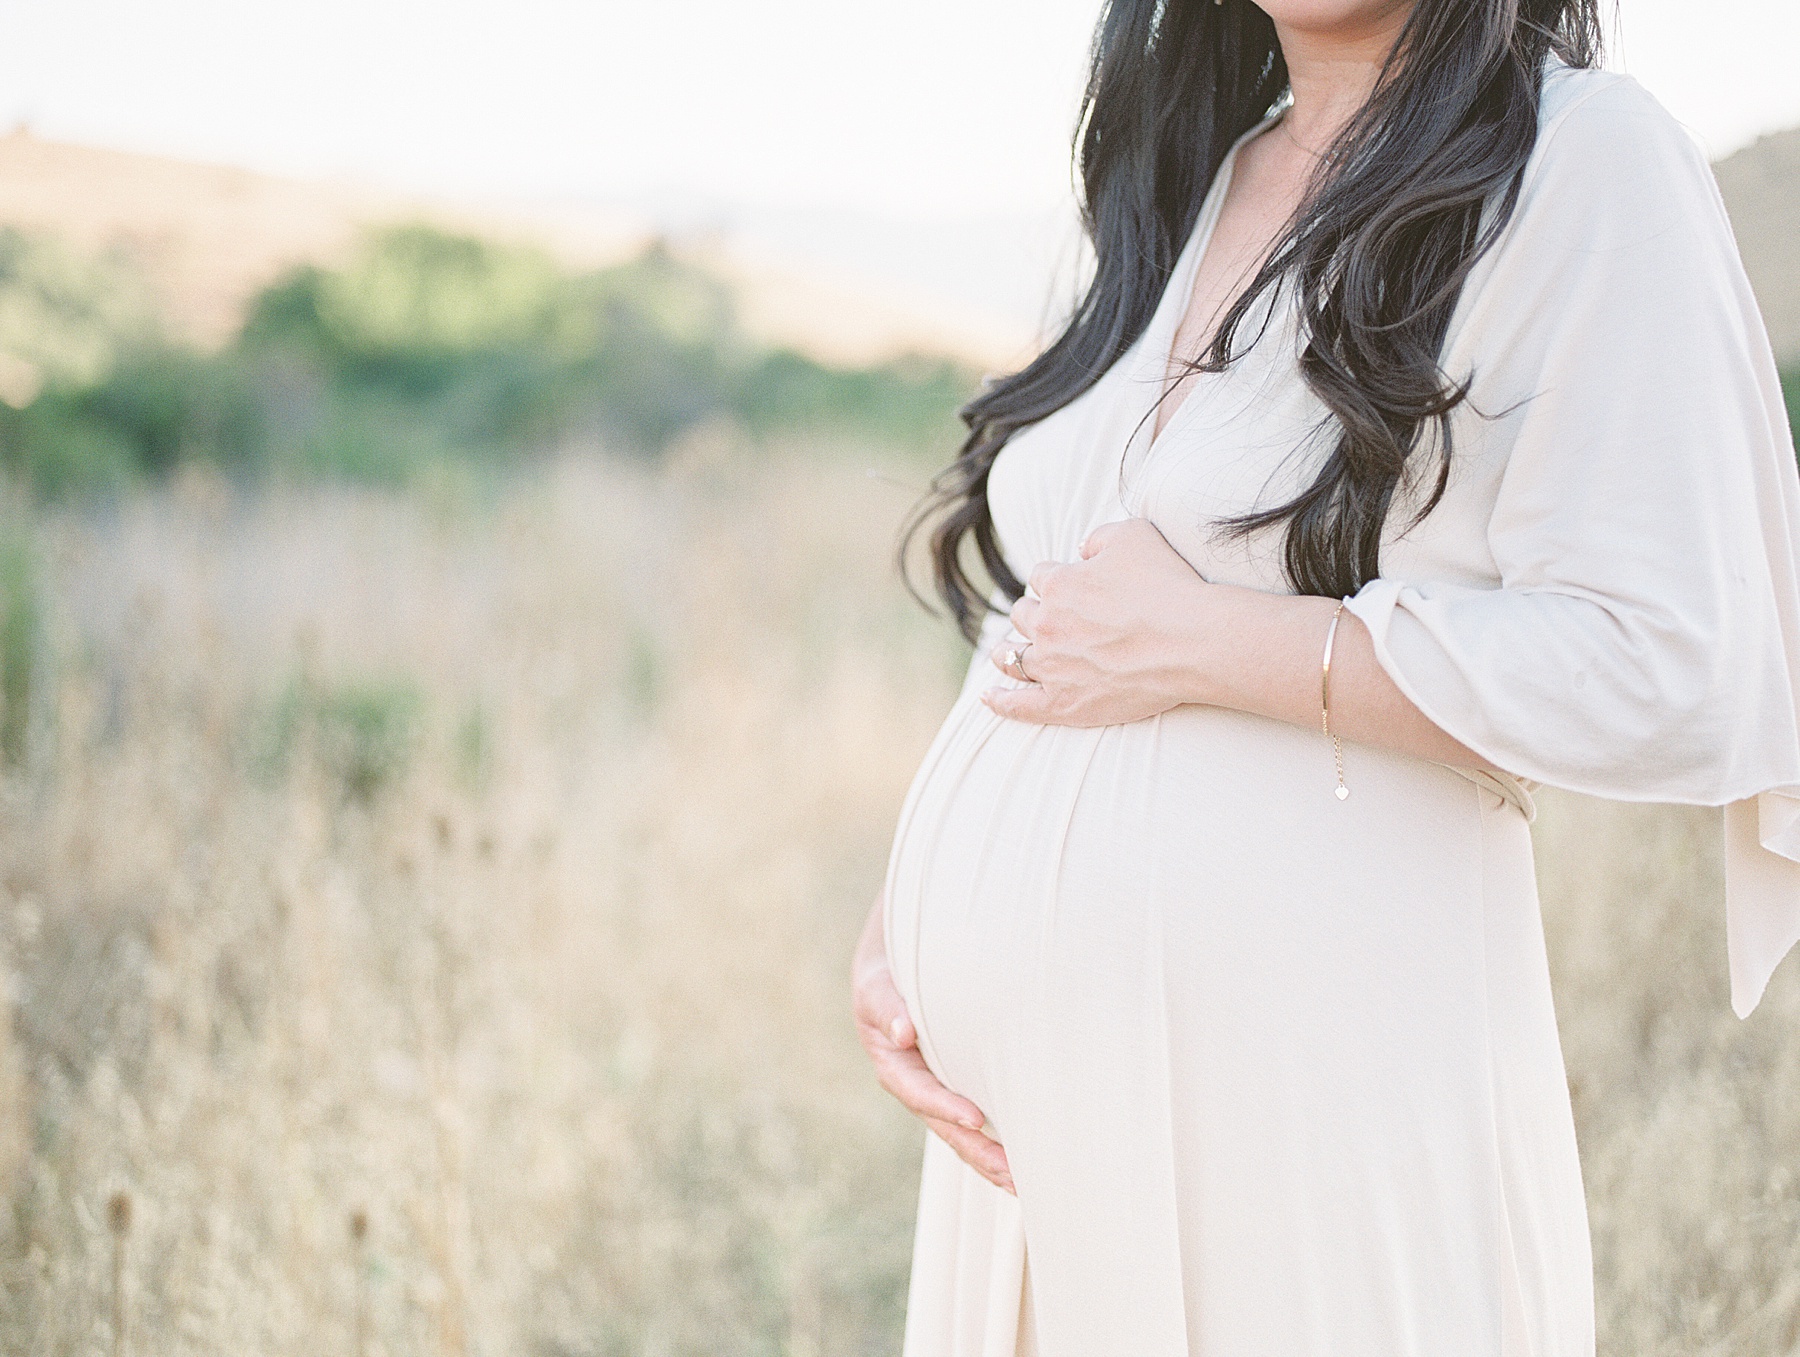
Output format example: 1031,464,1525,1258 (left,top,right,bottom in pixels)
1142,106,1288,459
